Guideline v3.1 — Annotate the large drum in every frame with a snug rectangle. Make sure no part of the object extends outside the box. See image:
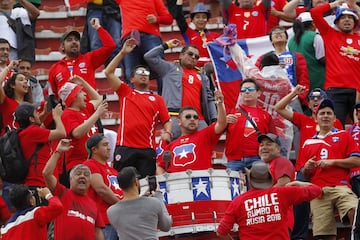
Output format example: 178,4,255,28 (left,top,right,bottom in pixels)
140,169,246,238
